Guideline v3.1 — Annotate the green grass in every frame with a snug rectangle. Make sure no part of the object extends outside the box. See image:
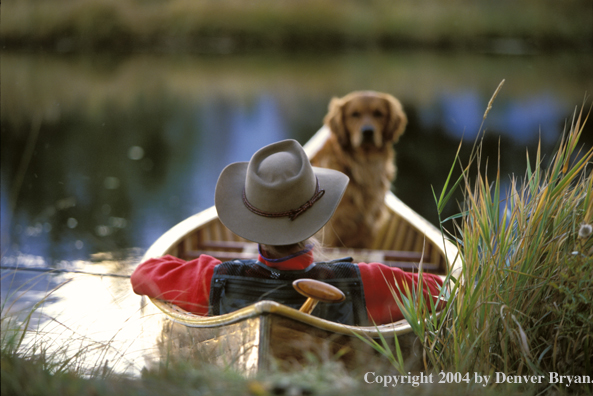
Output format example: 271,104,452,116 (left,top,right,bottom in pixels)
0,275,122,384
2,0,591,52
0,339,542,396
389,90,593,393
